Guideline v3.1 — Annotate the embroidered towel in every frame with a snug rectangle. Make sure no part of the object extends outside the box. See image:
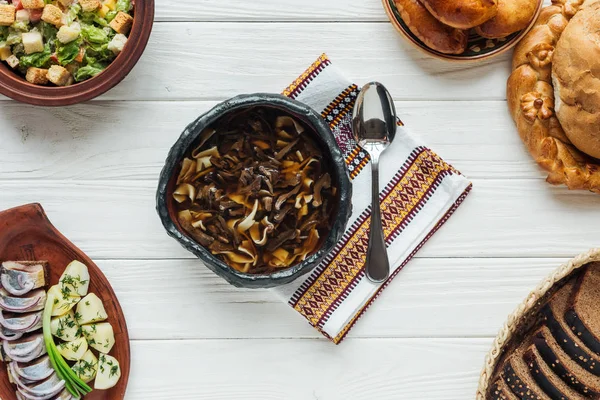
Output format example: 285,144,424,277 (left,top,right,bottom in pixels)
272,54,472,344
